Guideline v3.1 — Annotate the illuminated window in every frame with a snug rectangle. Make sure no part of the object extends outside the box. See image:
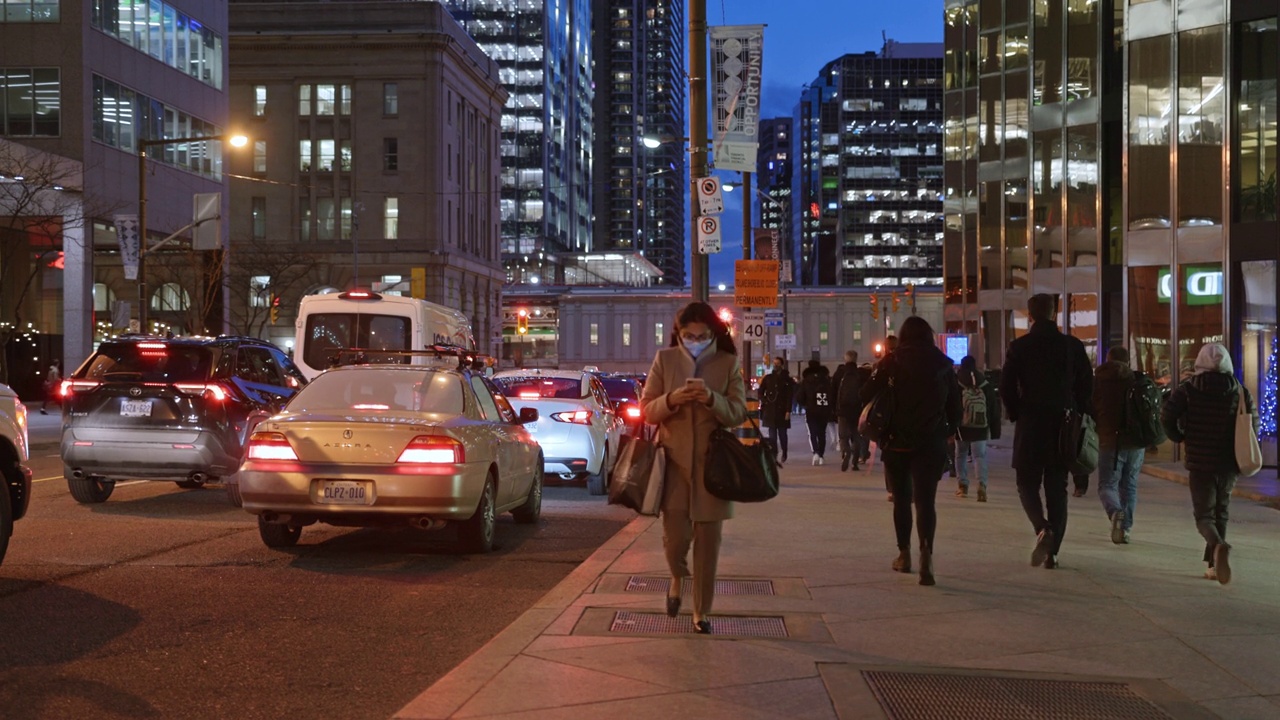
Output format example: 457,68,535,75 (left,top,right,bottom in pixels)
590,323,599,346
384,197,398,240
